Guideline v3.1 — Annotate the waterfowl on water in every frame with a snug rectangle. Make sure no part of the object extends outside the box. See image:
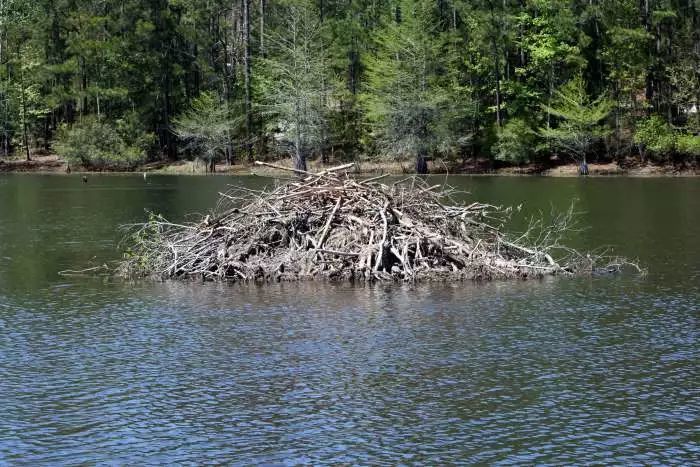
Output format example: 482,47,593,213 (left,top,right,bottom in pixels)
82,175,88,183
